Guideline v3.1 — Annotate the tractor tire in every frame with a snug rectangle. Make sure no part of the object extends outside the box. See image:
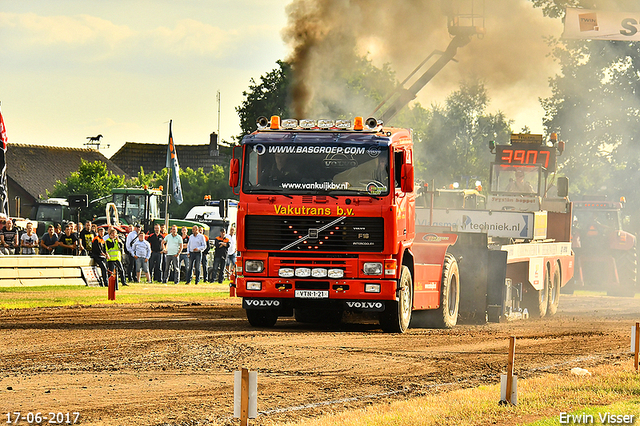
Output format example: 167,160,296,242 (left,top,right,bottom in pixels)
608,247,637,297
246,309,278,328
547,263,561,316
412,254,460,329
523,263,549,318
380,266,412,333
